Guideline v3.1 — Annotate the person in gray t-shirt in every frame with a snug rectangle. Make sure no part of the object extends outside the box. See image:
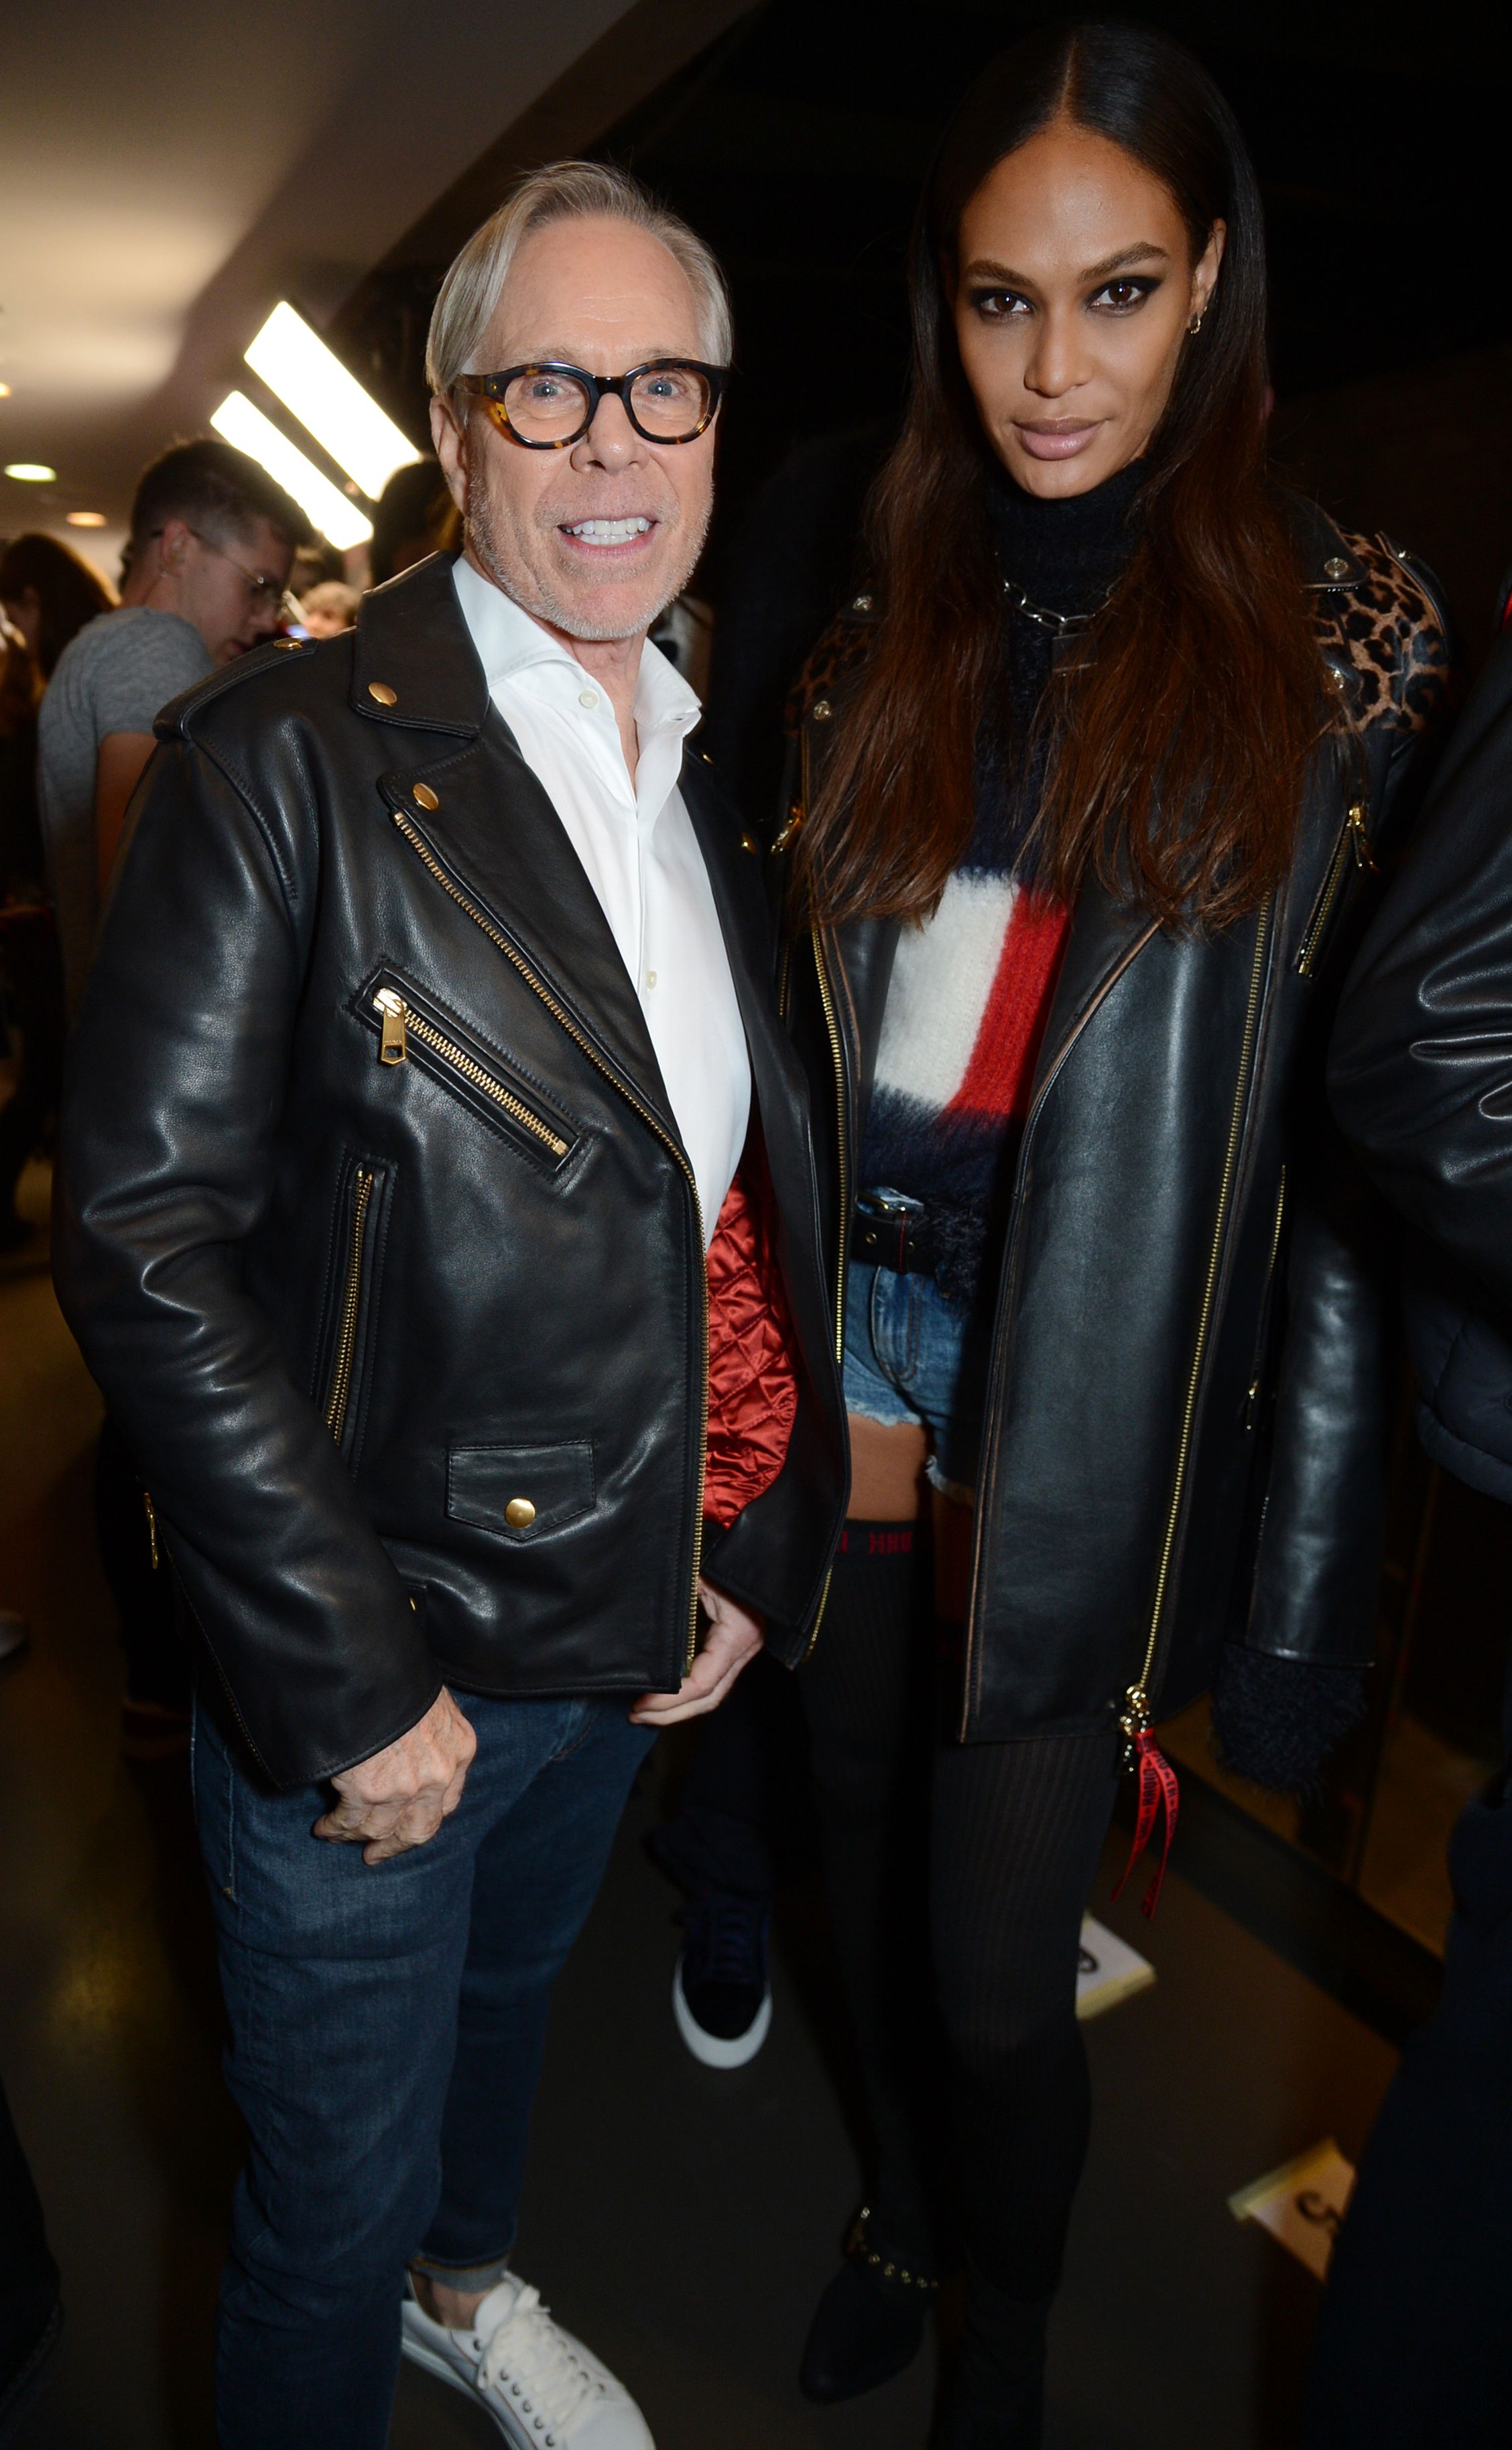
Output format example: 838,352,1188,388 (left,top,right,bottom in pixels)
37,436,312,1013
